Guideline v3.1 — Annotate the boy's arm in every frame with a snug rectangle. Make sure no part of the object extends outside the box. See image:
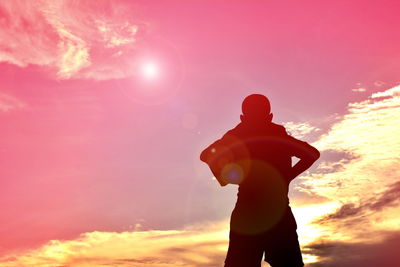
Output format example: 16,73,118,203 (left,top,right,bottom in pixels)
200,132,238,186
200,130,236,164
285,135,320,182
200,141,217,163
200,139,229,186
